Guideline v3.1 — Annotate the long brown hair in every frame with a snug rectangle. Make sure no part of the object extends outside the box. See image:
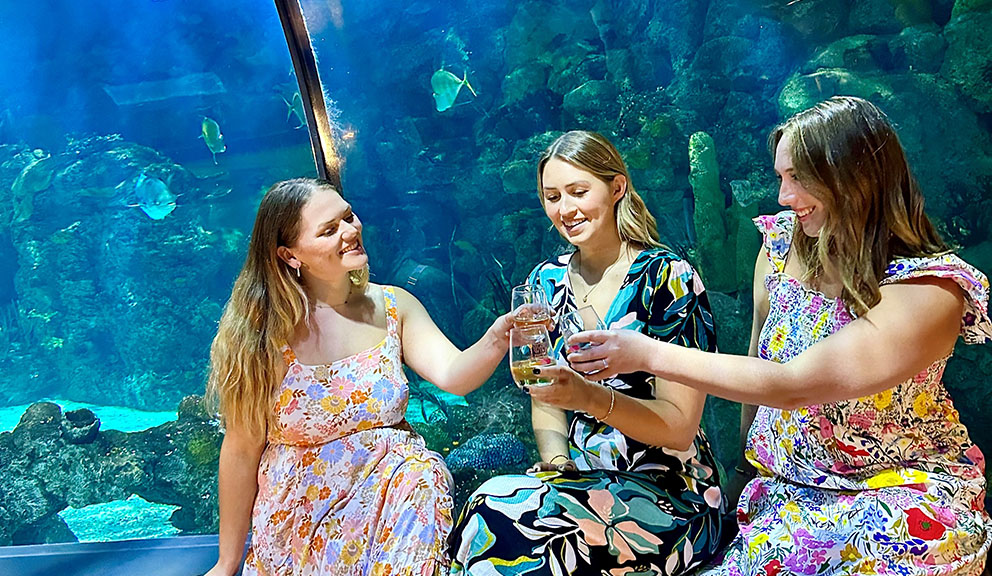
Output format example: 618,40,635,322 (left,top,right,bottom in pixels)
205,178,369,436
537,130,662,250
770,96,948,315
